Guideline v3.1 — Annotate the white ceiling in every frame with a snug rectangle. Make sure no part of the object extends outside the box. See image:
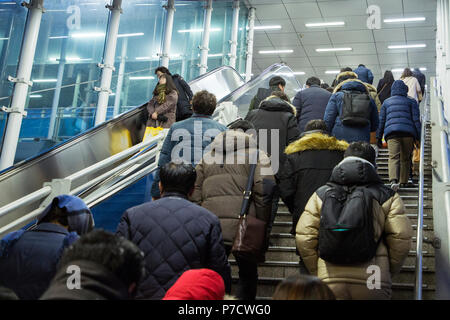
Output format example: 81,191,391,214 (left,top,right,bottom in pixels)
246,0,437,86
